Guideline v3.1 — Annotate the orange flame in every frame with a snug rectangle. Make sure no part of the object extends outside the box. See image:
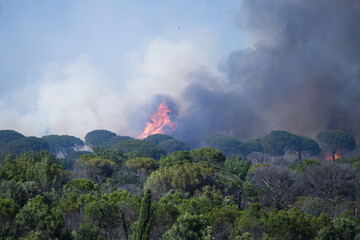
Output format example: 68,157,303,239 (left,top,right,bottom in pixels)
334,147,342,160
138,101,177,139
325,147,342,161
